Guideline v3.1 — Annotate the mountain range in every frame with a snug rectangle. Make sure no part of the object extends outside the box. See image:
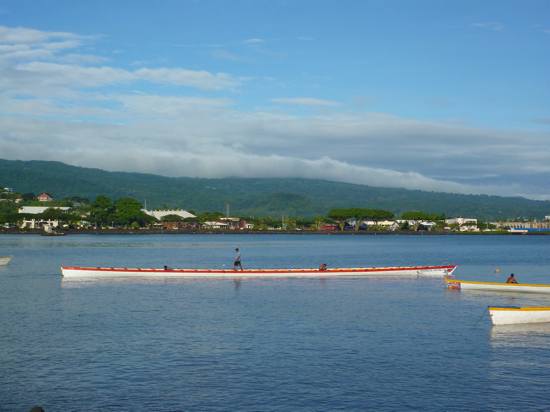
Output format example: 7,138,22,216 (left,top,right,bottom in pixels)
1,159,549,220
